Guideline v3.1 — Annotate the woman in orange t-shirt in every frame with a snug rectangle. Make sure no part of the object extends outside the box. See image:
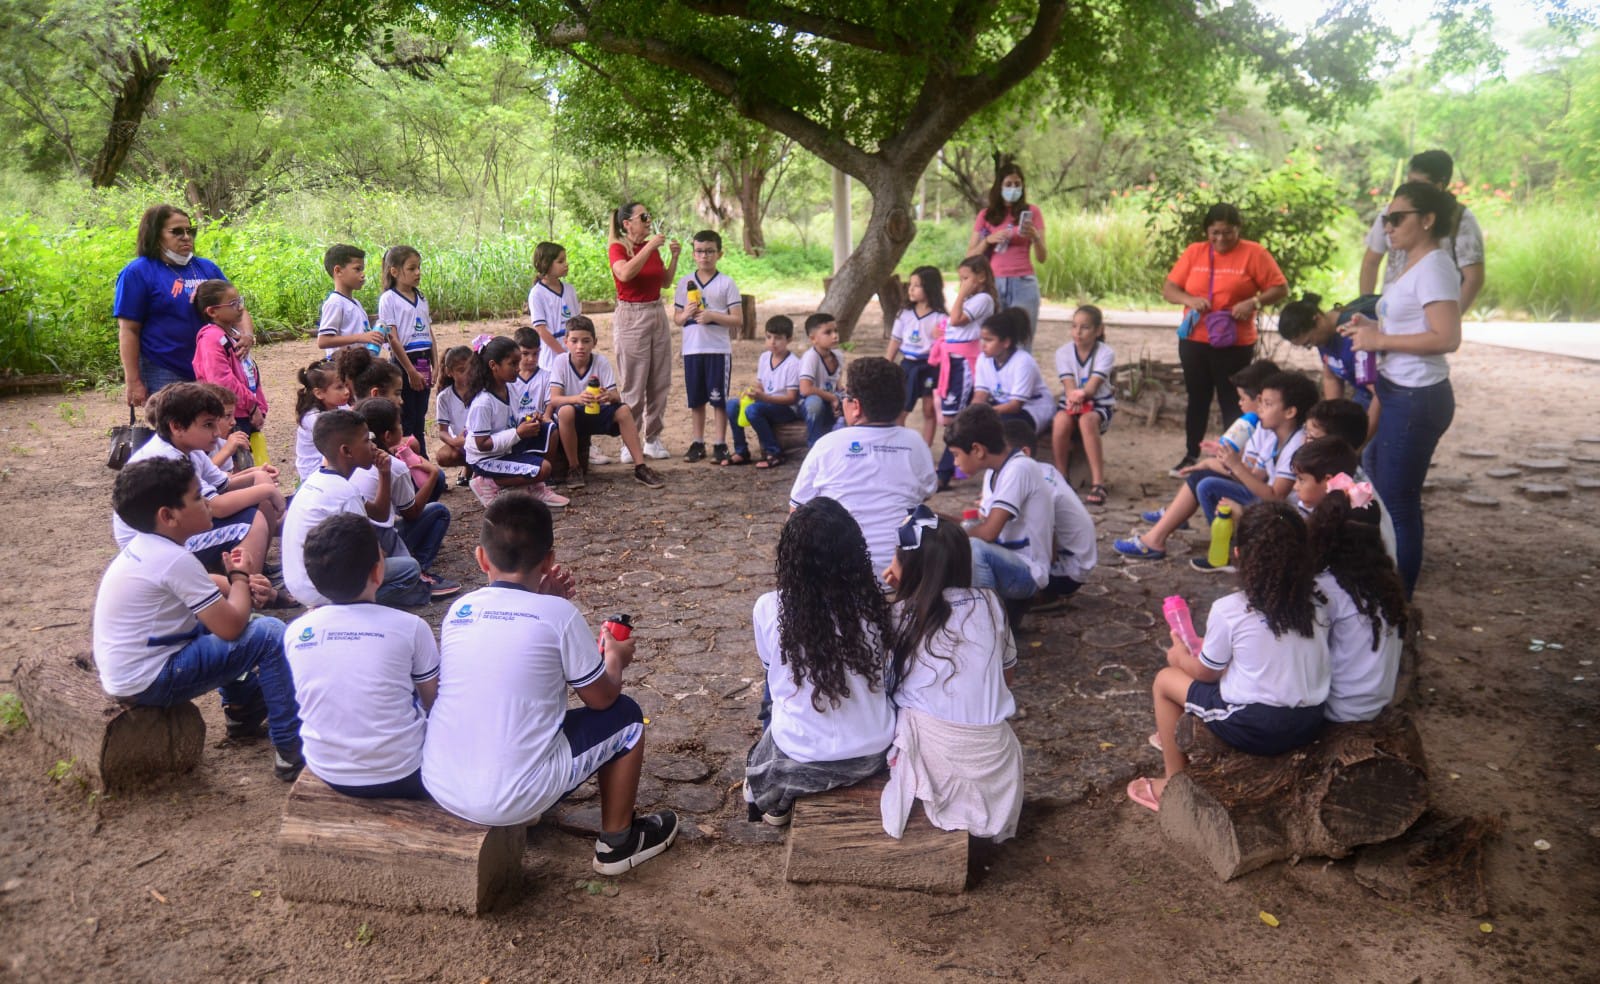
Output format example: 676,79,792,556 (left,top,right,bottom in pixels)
1161,203,1288,472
